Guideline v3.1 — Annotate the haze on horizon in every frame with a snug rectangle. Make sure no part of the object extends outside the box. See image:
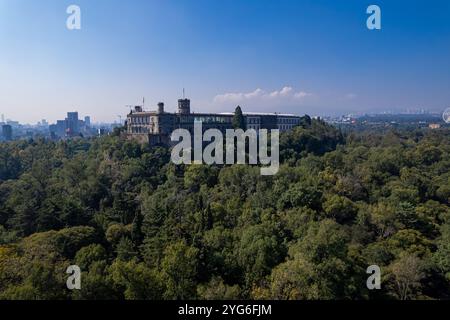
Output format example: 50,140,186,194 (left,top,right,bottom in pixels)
1,0,450,124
